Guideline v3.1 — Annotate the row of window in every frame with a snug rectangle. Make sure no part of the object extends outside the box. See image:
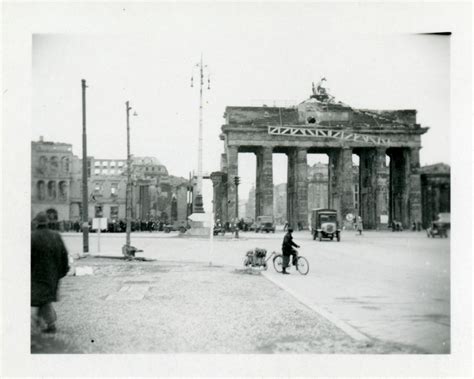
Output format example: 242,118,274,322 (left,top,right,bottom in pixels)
94,205,119,218
36,180,68,201
37,156,70,174
93,168,124,176
93,182,119,196
94,160,124,168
